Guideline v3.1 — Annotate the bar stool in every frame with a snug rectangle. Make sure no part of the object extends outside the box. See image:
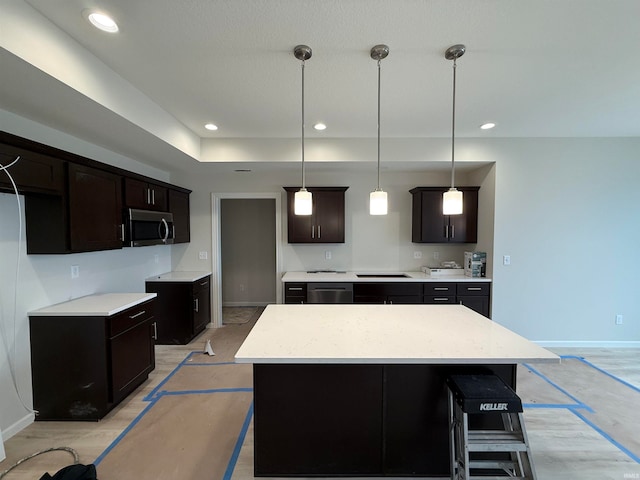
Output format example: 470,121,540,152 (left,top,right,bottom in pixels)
446,374,537,479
